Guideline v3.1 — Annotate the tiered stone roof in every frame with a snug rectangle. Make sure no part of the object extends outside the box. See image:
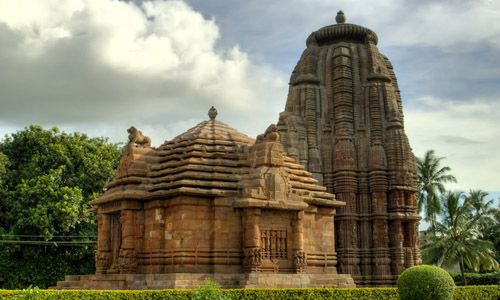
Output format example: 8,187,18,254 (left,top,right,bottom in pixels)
150,119,254,197
91,109,342,210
